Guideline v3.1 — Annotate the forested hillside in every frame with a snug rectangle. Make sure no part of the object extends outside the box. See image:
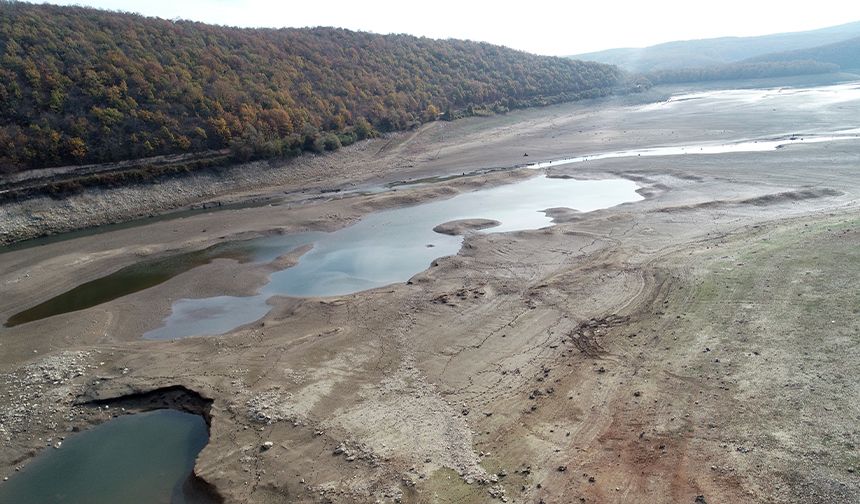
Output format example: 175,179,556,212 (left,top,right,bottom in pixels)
0,2,623,174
